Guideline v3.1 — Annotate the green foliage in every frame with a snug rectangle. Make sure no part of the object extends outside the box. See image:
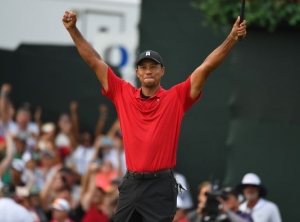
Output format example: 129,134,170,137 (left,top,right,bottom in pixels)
191,0,300,32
